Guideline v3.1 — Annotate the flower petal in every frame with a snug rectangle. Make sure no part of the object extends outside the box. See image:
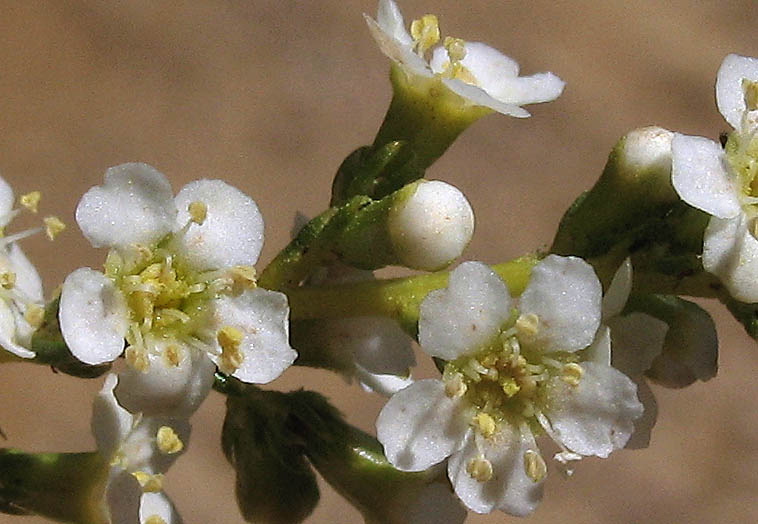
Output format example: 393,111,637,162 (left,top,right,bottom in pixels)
0,299,34,359
703,214,758,302
6,243,44,304
60,268,129,365
419,261,512,360
584,325,611,367
356,364,414,397
376,0,413,48
0,176,15,226
364,3,431,78
440,78,530,117
377,379,471,472
716,53,758,130
447,426,544,516
608,312,668,378
208,288,296,384
671,134,741,219
107,470,143,524
140,492,184,524
91,374,134,457
542,361,643,457
115,340,215,418
602,258,632,319
76,163,176,249
173,179,264,271
518,255,602,353
624,378,658,449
